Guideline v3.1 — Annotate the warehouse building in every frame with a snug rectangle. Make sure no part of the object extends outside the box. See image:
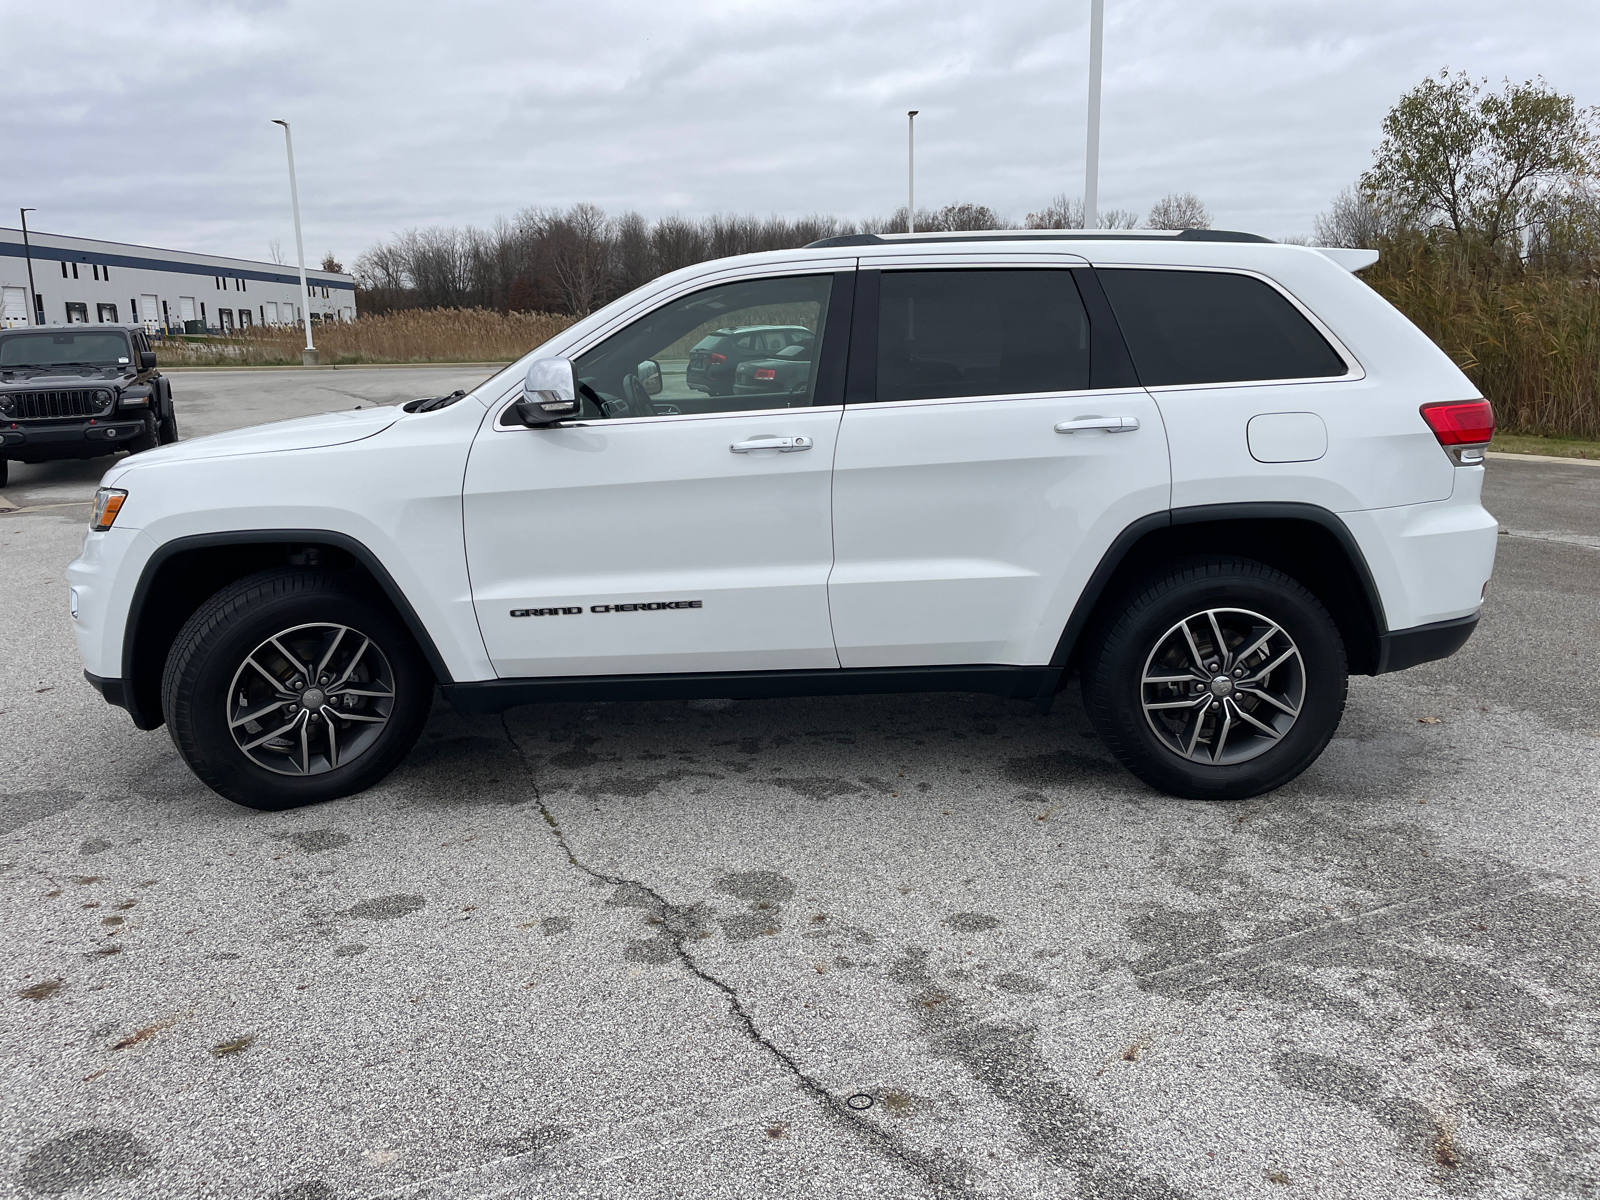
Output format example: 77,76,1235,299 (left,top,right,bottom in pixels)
0,227,356,332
